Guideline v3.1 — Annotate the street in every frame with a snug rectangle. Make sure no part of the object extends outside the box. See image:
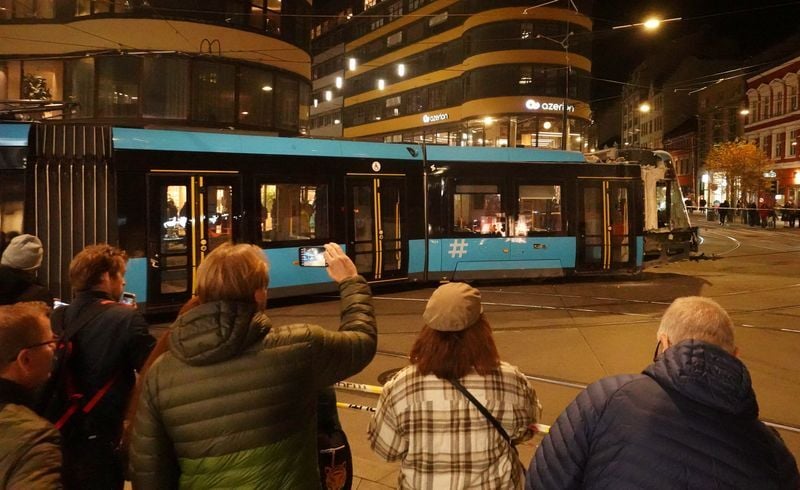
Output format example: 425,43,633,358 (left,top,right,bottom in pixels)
263,218,800,488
